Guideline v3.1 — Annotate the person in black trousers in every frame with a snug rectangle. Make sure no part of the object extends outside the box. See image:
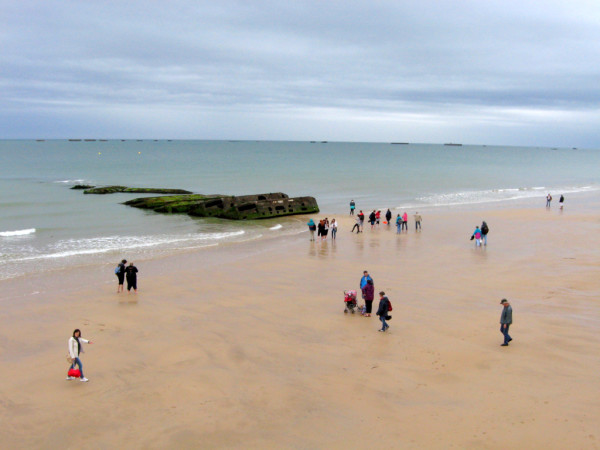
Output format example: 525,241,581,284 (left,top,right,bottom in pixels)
125,262,138,293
